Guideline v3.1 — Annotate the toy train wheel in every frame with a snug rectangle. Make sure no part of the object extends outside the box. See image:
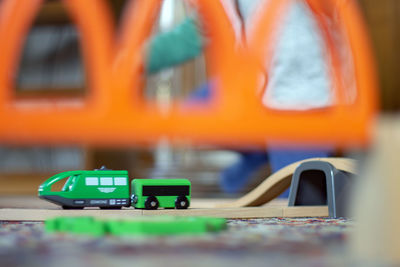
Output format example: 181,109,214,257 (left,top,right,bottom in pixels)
175,196,189,209
144,196,159,210
62,206,84,210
